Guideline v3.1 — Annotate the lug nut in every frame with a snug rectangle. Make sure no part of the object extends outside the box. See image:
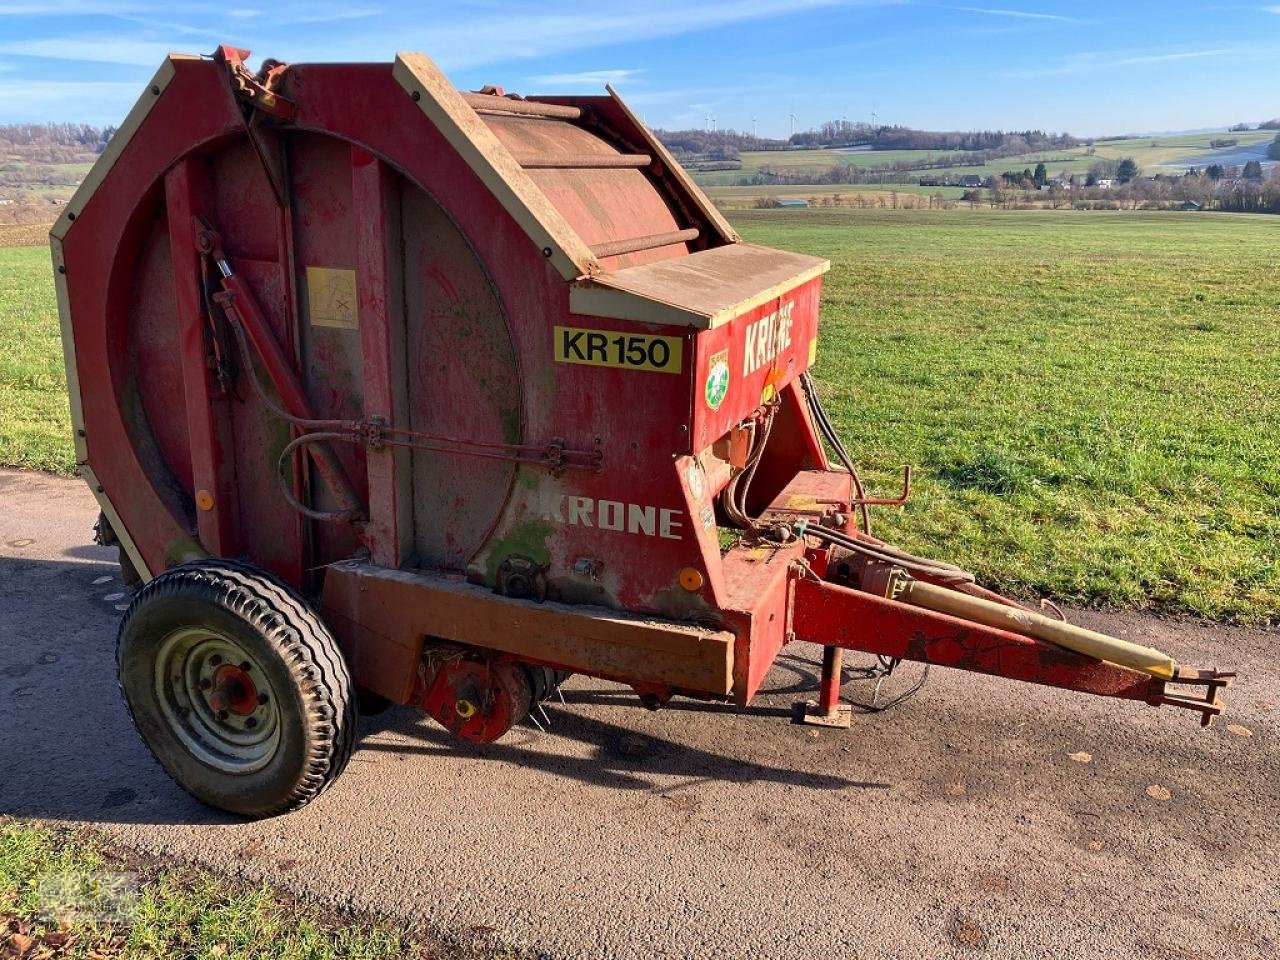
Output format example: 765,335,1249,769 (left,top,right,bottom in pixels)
257,692,269,705
245,717,258,729
210,654,223,666
240,661,251,671
199,677,211,690
216,709,228,721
